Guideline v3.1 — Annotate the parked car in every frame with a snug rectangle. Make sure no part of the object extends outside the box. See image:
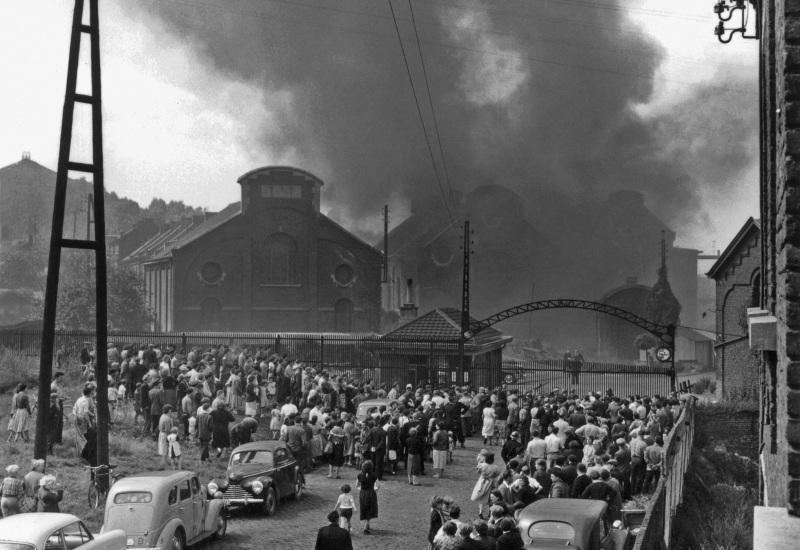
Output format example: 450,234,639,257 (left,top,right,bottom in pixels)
103,470,226,550
0,512,126,550
207,440,305,516
516,498,632,550
355,398,401,422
